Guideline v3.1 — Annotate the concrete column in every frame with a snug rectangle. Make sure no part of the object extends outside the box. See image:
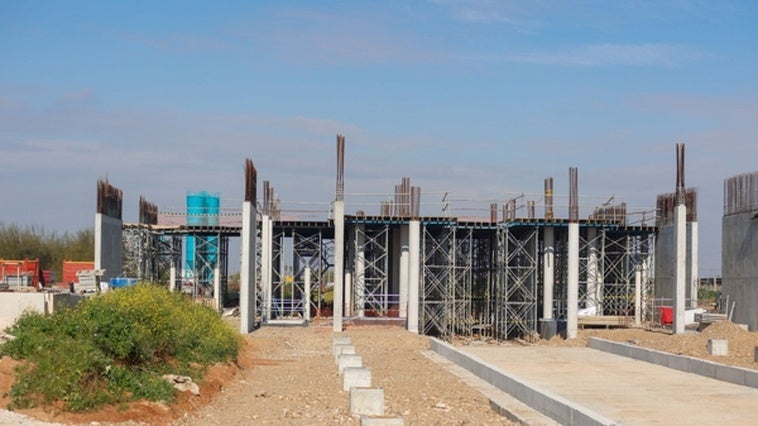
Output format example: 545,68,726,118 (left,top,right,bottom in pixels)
399,224,410,318
213,266,221,311
634,267,642,326
305,265,311,321
642,248,650,318
674,204,686,334
407,220,421,333
333,200,345,332
585,228,599,312
688,221,699,308
240,200,257,334
355,224,366,317
169,264,177,292
543,227,555,319
261,214,271,321
344,271,352,316
567,223,579,339
95,212,122,283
